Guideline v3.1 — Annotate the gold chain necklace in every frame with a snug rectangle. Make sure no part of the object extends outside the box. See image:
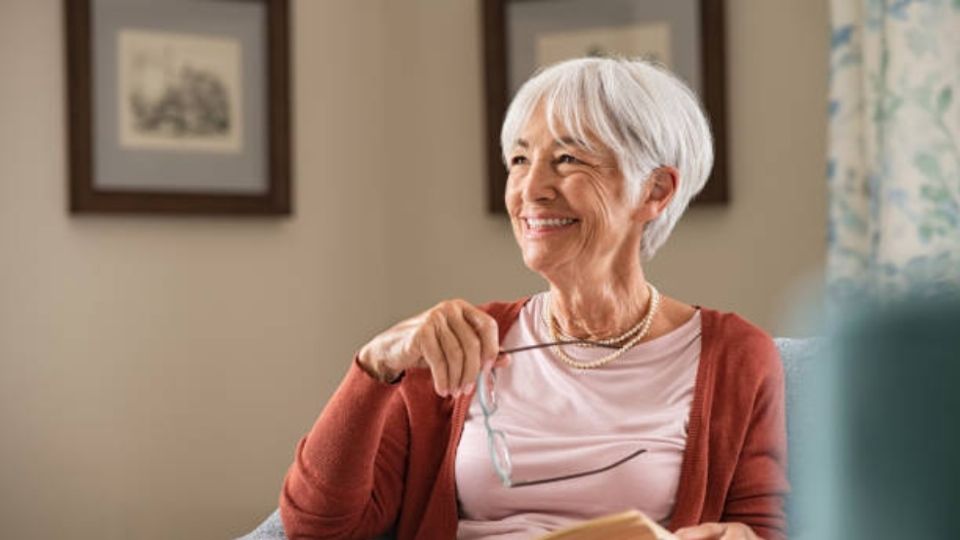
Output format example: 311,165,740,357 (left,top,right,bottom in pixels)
541,296,647,346
545,284,661,370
